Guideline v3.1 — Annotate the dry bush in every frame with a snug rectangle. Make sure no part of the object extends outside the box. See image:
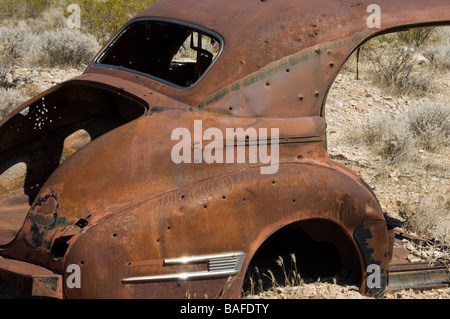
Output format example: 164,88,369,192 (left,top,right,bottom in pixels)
0,27,25,83
38,28,100,68
408,102,450,151
0,25,99,70
0,26,25,63
359,114,413,164
396,27,437,48
357,27,445,97
0,88,31,119
361,44,436,97
404,191,450,247
427,27,450,70
351,102,449,163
